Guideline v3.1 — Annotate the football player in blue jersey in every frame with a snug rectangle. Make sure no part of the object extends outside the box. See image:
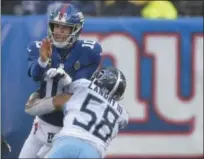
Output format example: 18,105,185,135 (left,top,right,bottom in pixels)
19,3,102,158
